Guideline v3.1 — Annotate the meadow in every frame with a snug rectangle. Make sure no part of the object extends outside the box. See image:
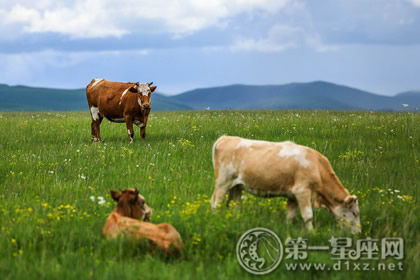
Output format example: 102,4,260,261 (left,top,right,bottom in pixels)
0,110,418,279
